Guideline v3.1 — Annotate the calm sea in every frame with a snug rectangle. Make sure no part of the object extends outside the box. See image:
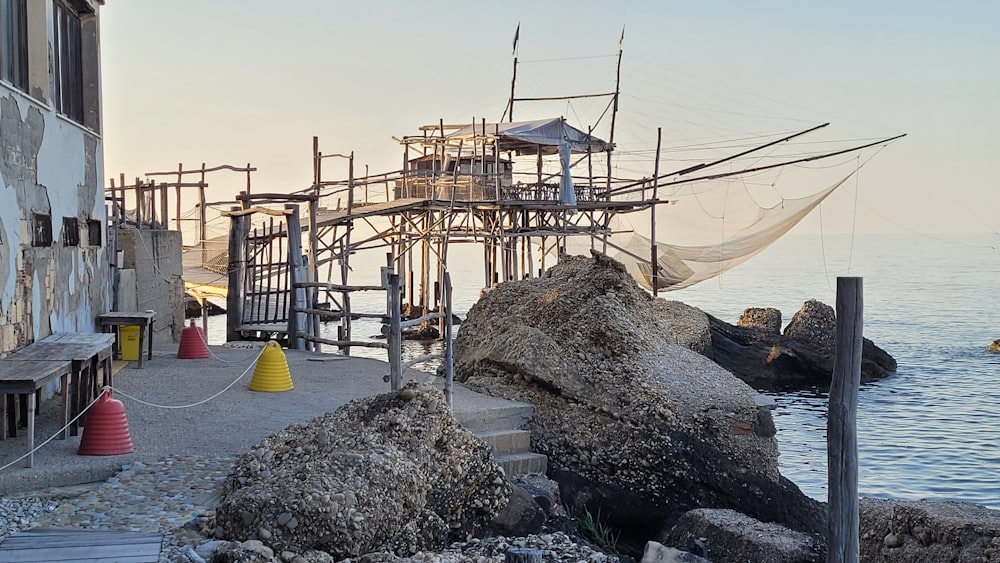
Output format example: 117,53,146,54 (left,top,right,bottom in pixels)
208,232,1000,507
